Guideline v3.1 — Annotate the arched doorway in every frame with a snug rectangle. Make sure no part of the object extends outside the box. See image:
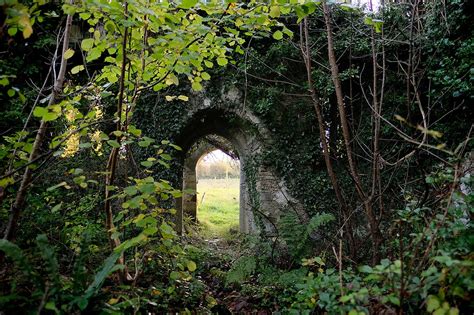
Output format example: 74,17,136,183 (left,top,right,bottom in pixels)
173,105,291,236
180,135,249,234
